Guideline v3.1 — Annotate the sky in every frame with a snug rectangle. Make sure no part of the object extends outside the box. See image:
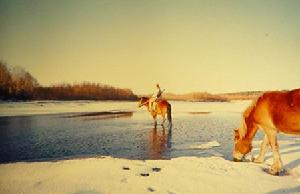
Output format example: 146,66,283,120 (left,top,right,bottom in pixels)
1,0,300,94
